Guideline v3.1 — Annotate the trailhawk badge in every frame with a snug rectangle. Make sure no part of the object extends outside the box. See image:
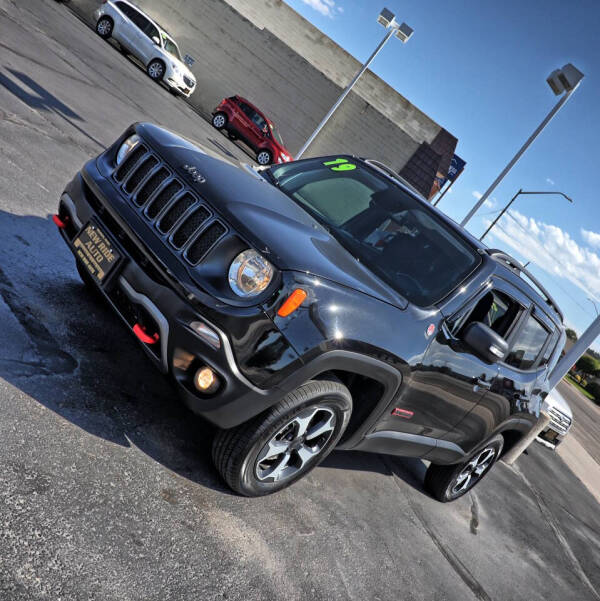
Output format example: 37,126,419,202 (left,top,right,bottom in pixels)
182,164,206,184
